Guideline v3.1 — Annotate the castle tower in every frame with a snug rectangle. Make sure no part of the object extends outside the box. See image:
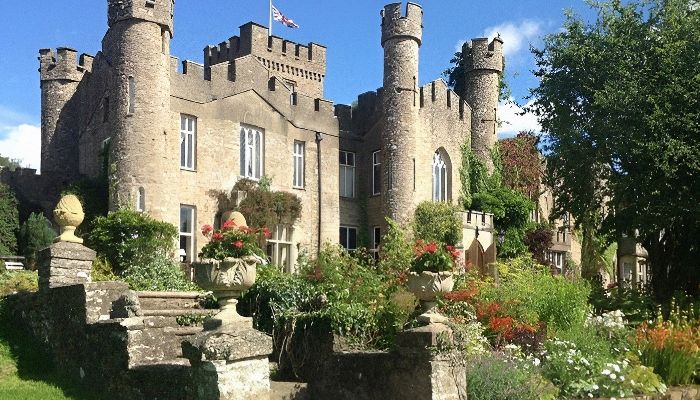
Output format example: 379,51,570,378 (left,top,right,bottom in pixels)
463,36,503,171
104,0,177,223
380,2,423,225
39,47,88,176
